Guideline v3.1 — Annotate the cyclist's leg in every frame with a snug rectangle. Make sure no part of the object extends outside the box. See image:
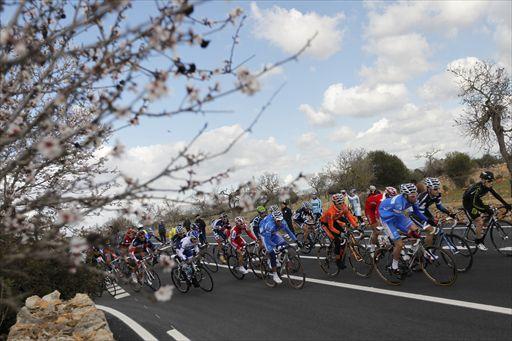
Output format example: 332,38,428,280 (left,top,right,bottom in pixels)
231,237,245,267
381,218,403,268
